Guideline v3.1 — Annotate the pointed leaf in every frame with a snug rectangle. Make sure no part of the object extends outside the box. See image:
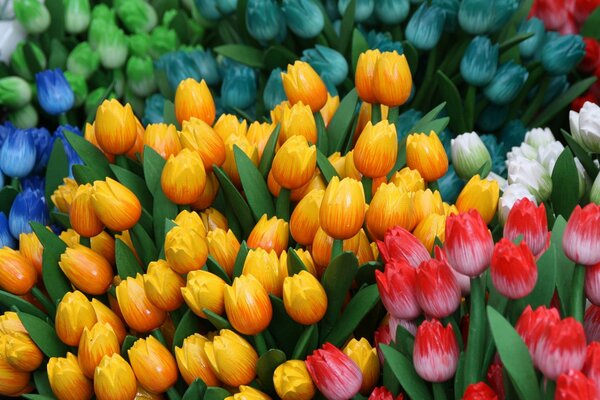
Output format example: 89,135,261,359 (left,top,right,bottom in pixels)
204,387,232,400
143,146,166,194
287,248,308,276
316,149,339,184
380,345,433,400
206,256,232,285
72,164,108,185
234,146,275,220
203,308,231,330
257,349,287,393
321,252,358,329
110,164,154,211
63,130,112,175
33,370,53,397
552,216,575,315
121,335,137,361
116,238,144,279
550,148,579,219
268,295,304,357
45,139,70,207
560,129,599,180
437,71,466,134
30,222,67,254
515,246,556,312
292,324,319,360
233,241,249,278
259,124,281,178
41,248,71,304
182,379,207,400
152,185,177,249
173,309,204,349
337,0,356,54
215,45,265,69
17,312,68,357
531,77,597,127
411,102,447,130
130,223,158,267
214,166,255,235
0,290,47,319
328,89,359,153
